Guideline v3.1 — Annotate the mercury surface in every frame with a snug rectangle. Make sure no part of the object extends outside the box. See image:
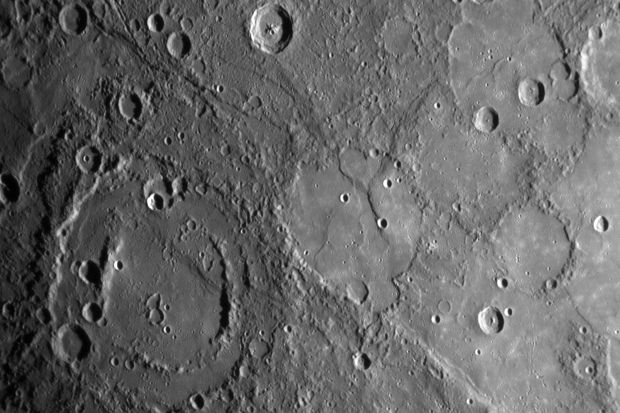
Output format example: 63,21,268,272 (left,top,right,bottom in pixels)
1,0,620,412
